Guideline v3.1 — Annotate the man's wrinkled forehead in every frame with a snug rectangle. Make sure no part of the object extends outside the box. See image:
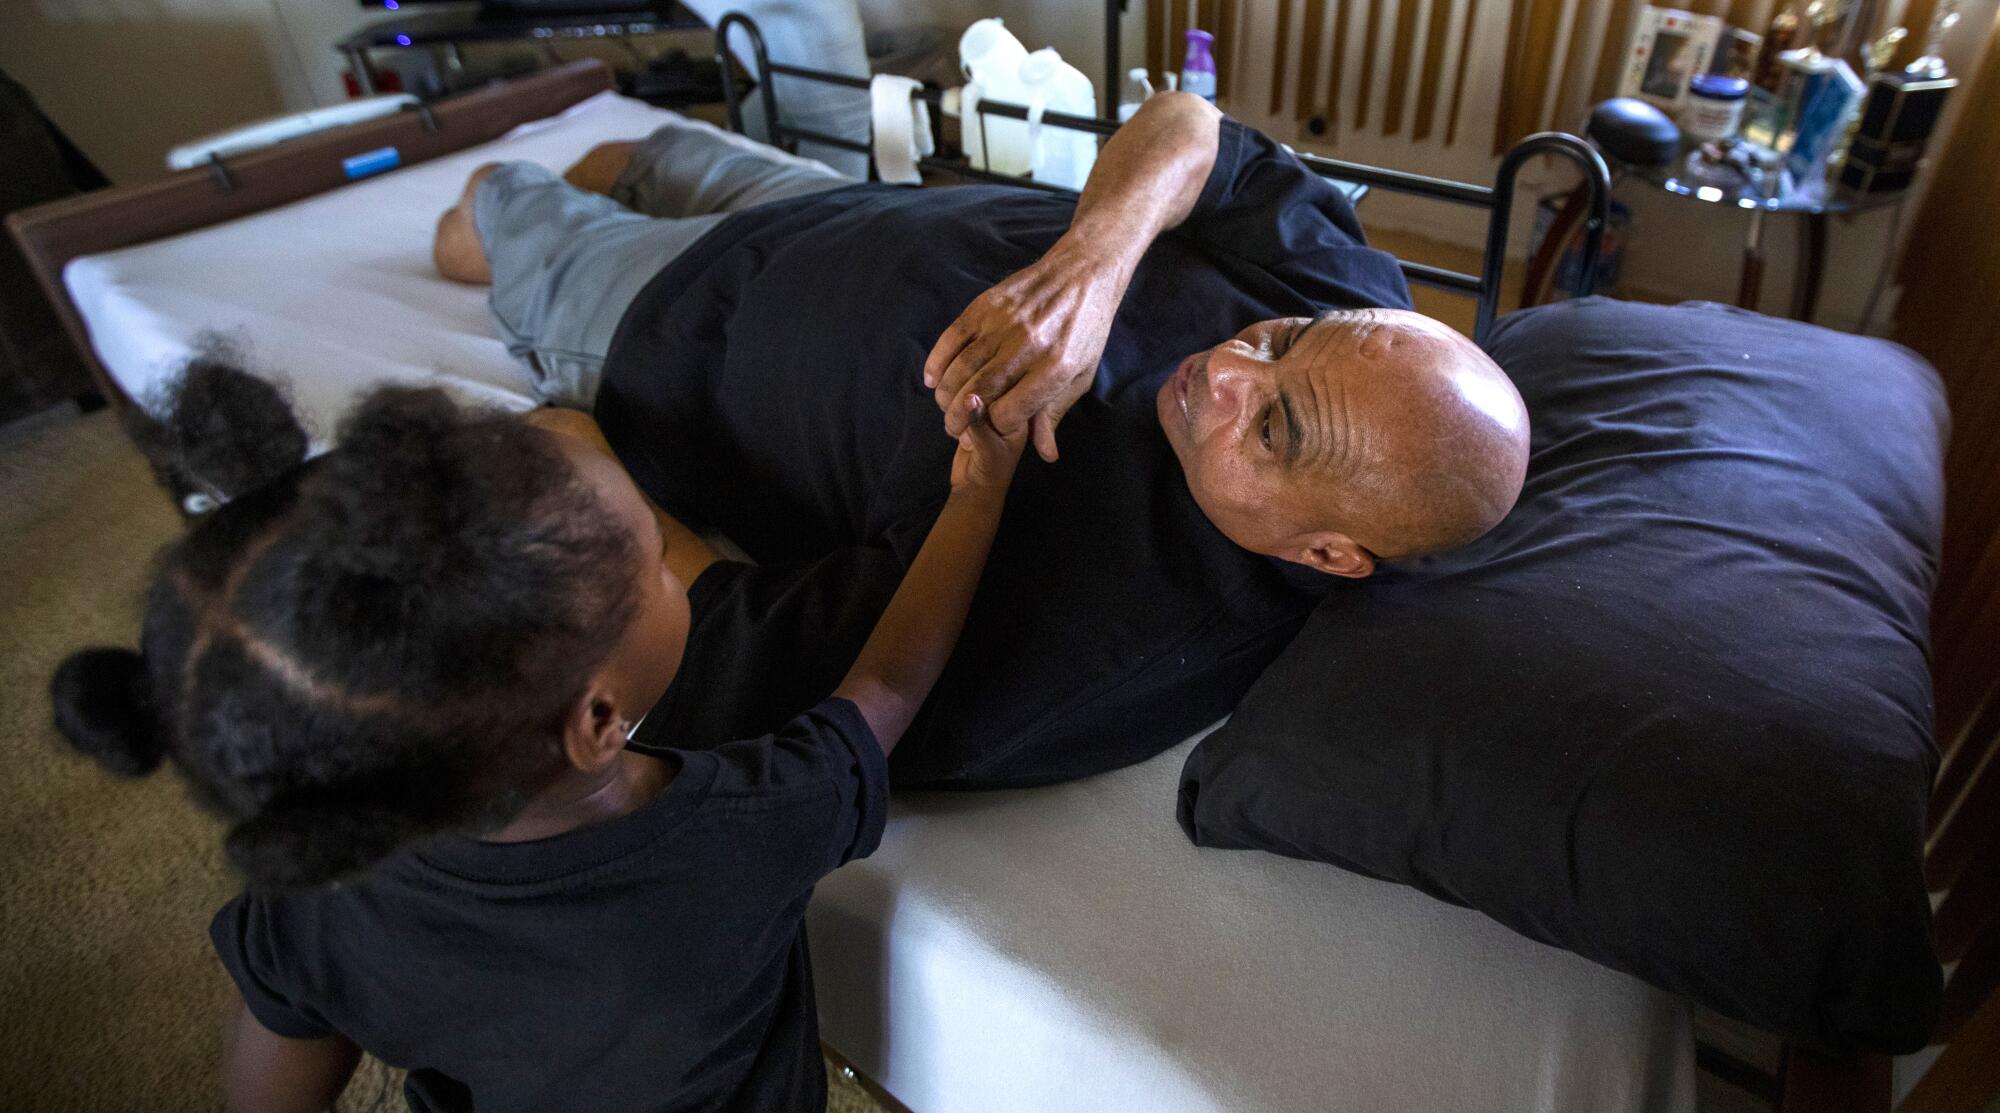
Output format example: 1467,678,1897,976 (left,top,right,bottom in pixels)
1267,308,1472,481
1265,311,1387,410
1276,309,1357,364
1307,308,1476,374
1306,306,1439,348
1280,308,1396,368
